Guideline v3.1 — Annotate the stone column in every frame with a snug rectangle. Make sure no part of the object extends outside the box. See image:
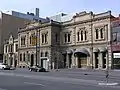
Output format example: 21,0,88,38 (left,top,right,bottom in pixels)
71,54,75,68
75,56,78,68
66,54,69,68
93,53,96,69
99,52,103,69
106,52,108,69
